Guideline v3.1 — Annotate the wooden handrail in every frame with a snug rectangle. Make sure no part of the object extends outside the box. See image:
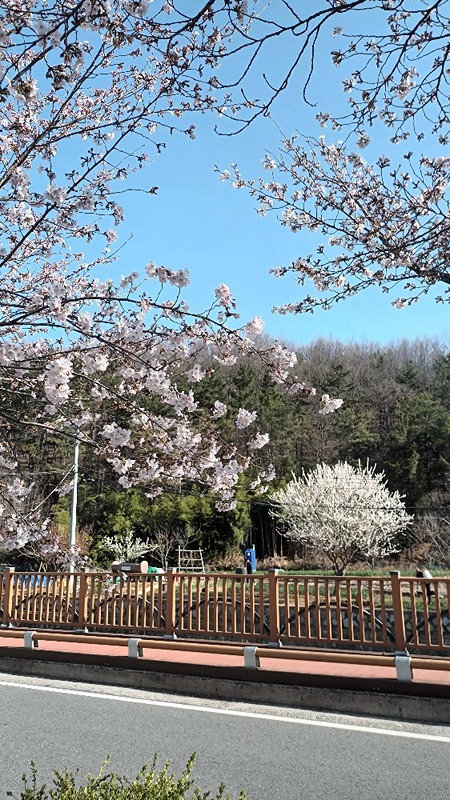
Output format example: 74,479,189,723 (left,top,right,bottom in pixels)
410,656,450,672
1,627,450,680
0,628,23,638
3,569,450,655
